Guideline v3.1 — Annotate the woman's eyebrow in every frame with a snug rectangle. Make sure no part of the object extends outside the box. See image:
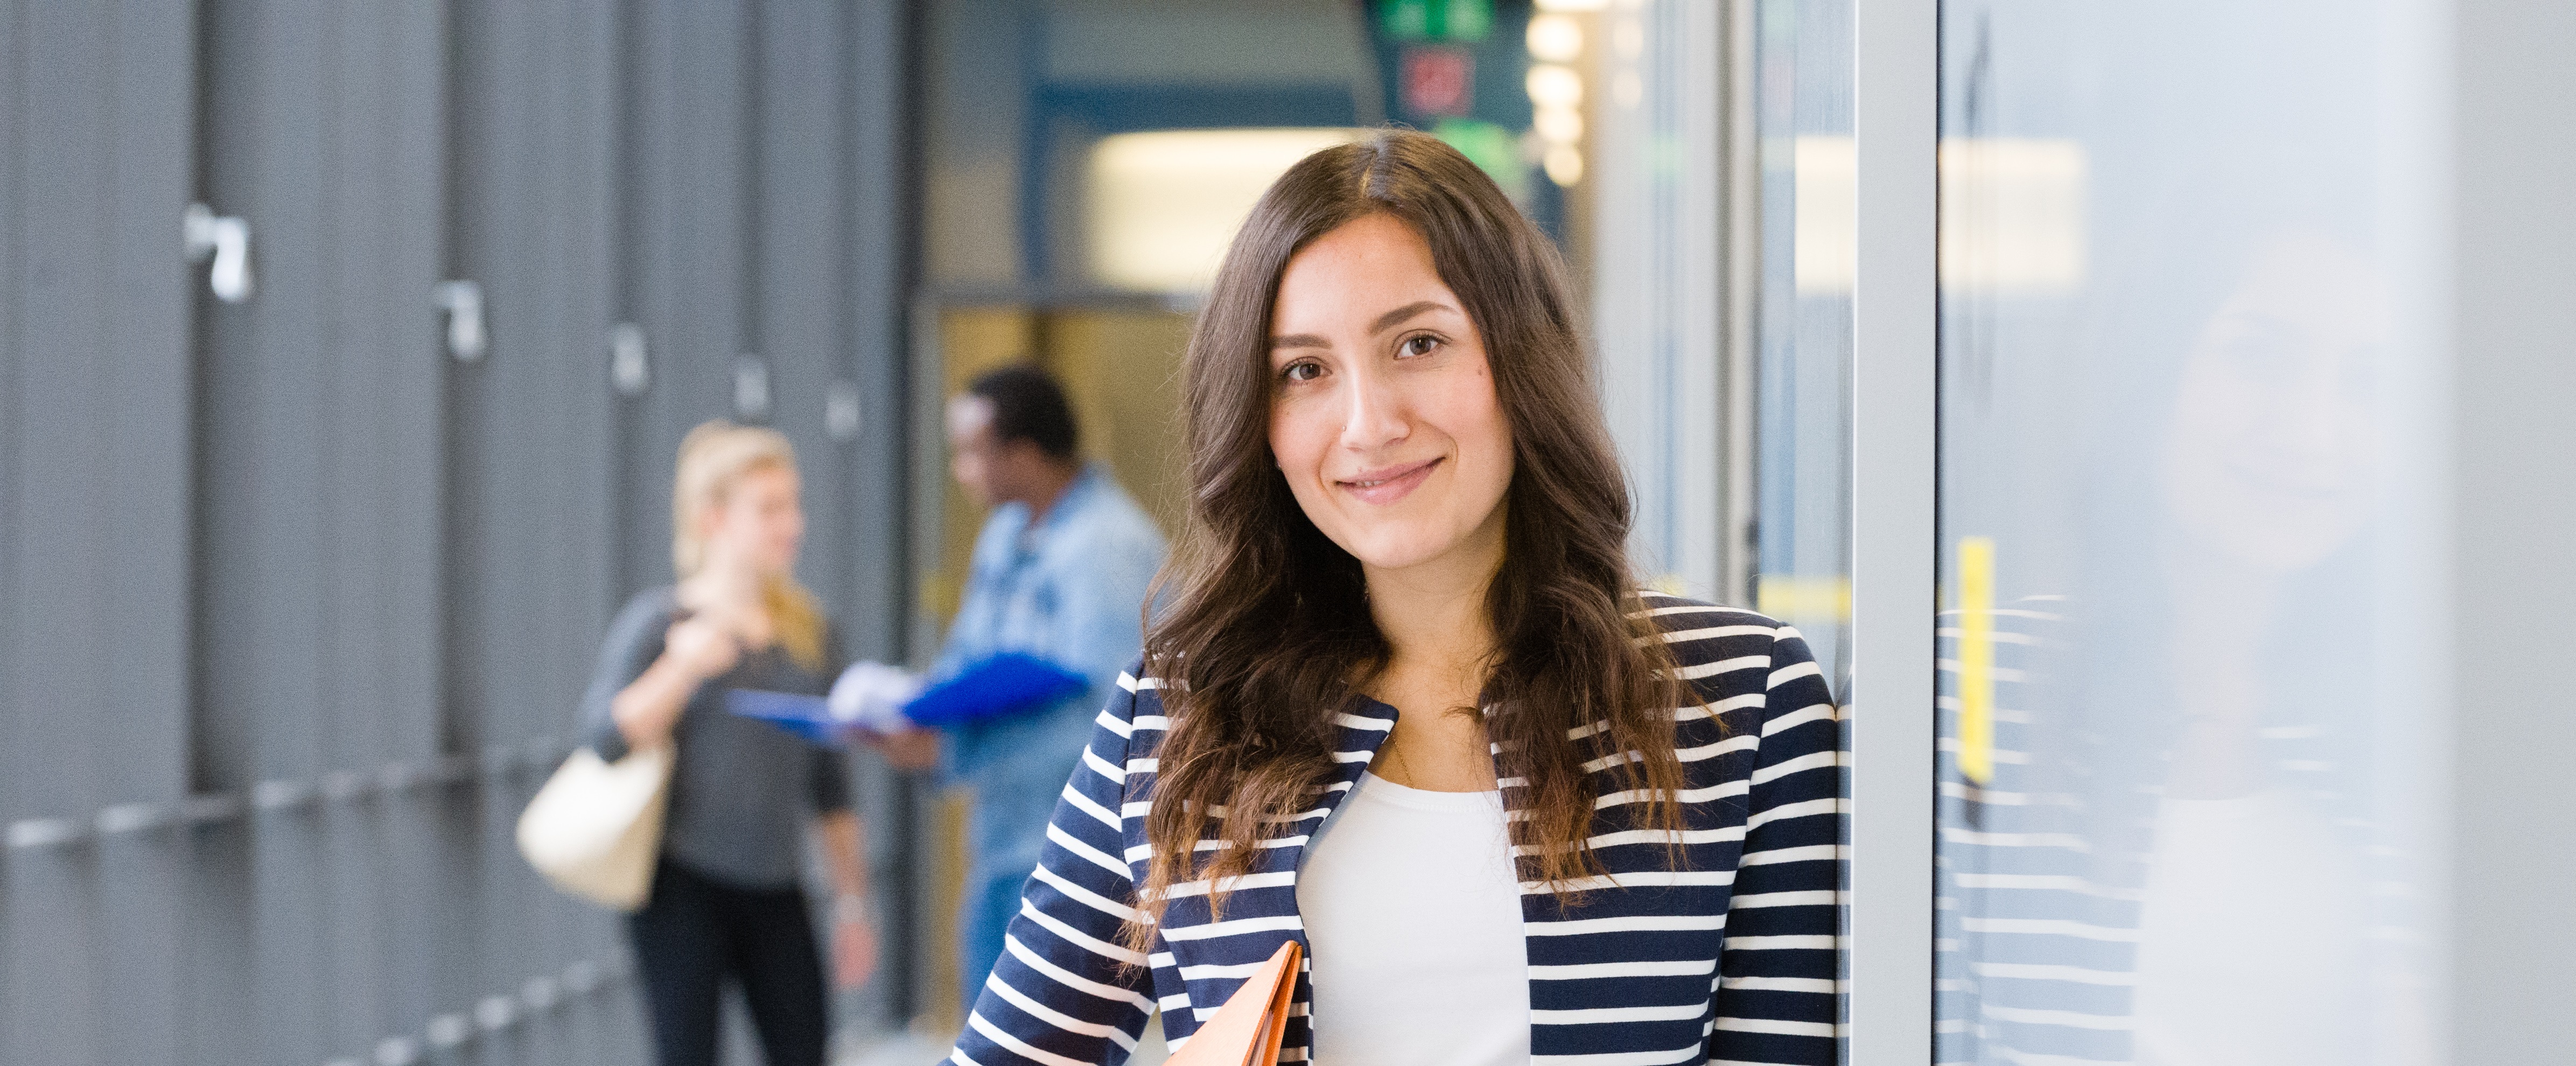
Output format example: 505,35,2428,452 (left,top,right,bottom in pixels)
1369,300,1448,335
1268,301,1454,350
